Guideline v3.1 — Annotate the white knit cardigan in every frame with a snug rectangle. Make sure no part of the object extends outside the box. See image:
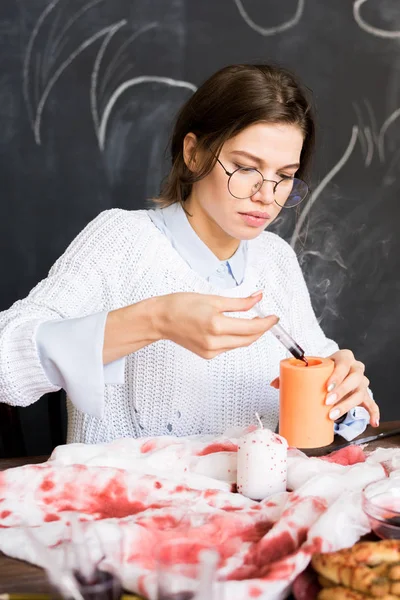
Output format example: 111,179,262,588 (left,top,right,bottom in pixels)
0,209,338,443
